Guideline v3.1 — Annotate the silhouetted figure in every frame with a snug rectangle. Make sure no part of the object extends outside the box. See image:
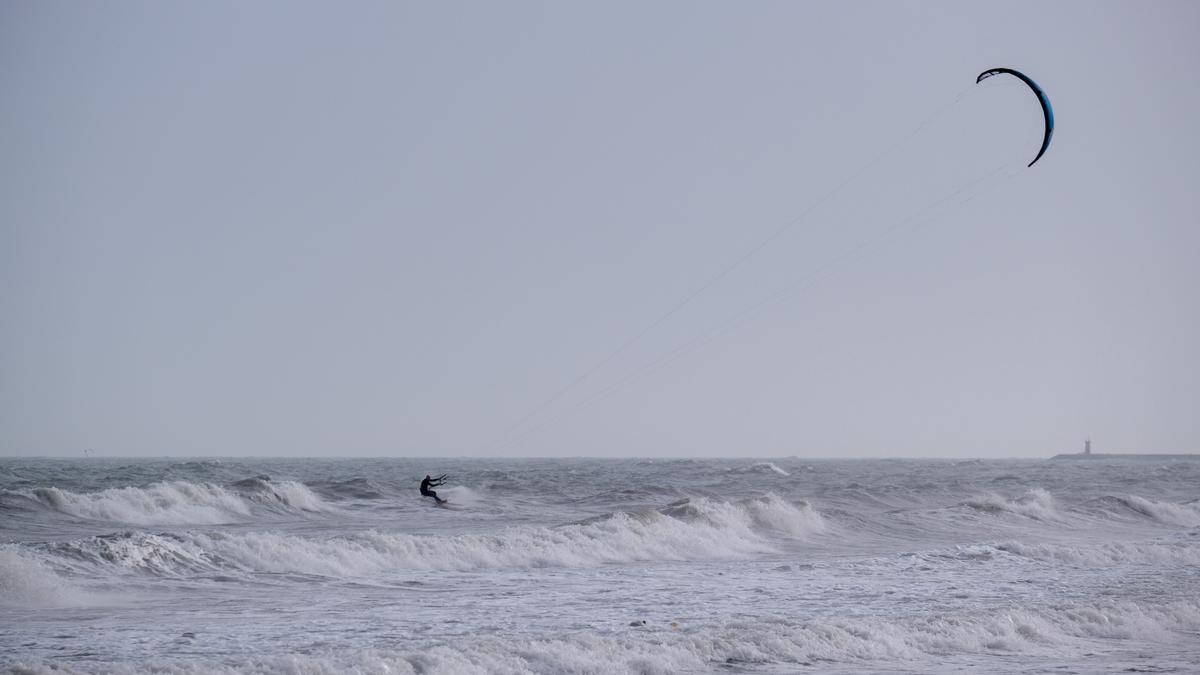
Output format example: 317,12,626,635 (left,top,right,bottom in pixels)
421,474,447,504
